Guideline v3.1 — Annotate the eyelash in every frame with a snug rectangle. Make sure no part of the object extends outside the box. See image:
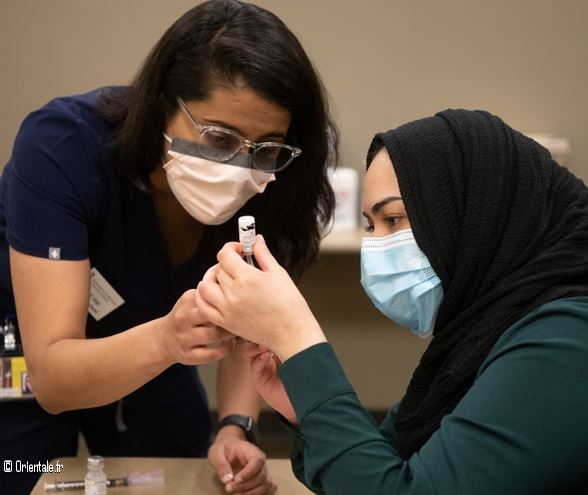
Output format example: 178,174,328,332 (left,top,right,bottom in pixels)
364,216,402,233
